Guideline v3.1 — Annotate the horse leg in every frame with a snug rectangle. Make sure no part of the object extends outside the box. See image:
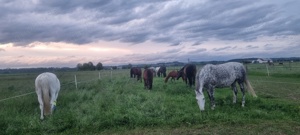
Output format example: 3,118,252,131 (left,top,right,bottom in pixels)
208,86,215,110
231,82,238,104
36,89,44,120
149,80,152,90
185,77,188,86
144,79,147,89
205,85,215,110
50,88,59,113
238,82,246,107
